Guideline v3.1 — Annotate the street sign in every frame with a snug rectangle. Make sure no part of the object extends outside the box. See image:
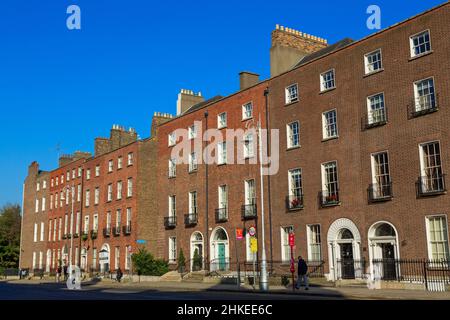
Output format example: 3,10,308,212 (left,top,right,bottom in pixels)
289,232,295,247
290,258,295,273
248,226,256,237
136,239,147,244
250,237,258,253
236,228,244,240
